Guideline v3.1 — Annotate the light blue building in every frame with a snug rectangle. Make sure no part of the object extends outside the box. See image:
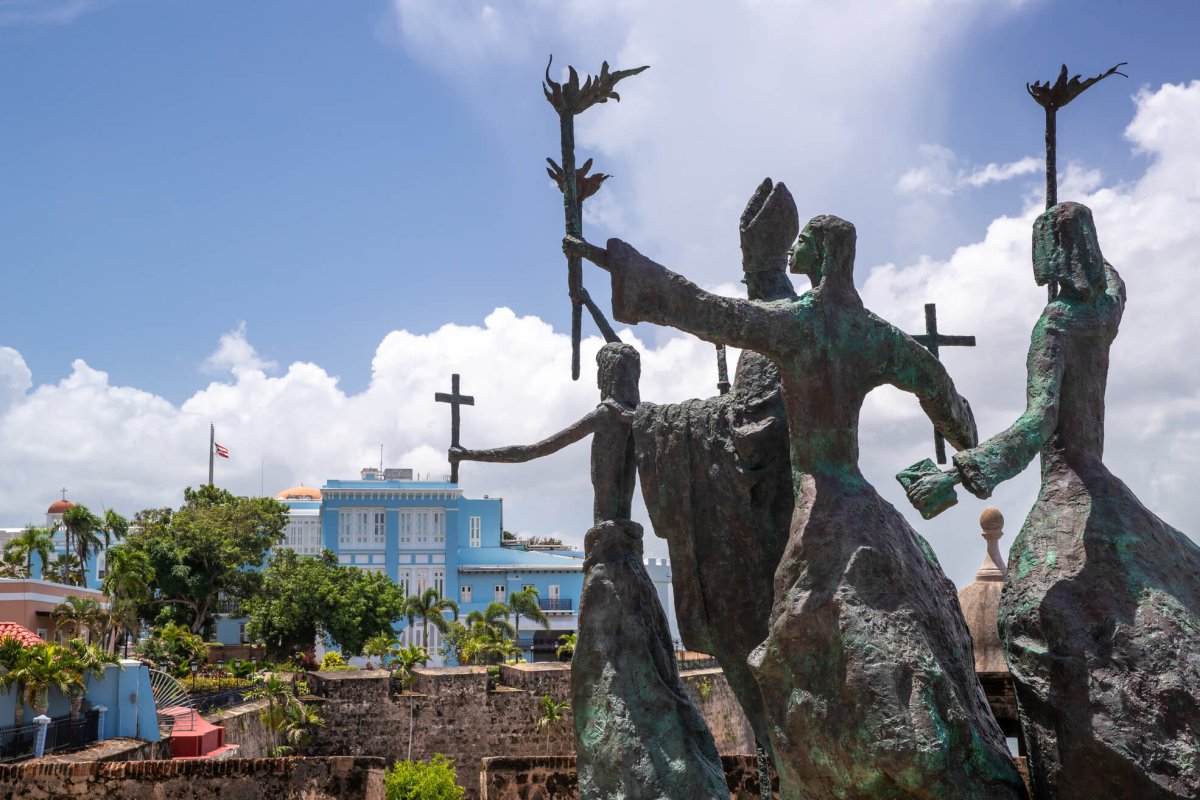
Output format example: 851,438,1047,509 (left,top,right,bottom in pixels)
231,467,593,663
